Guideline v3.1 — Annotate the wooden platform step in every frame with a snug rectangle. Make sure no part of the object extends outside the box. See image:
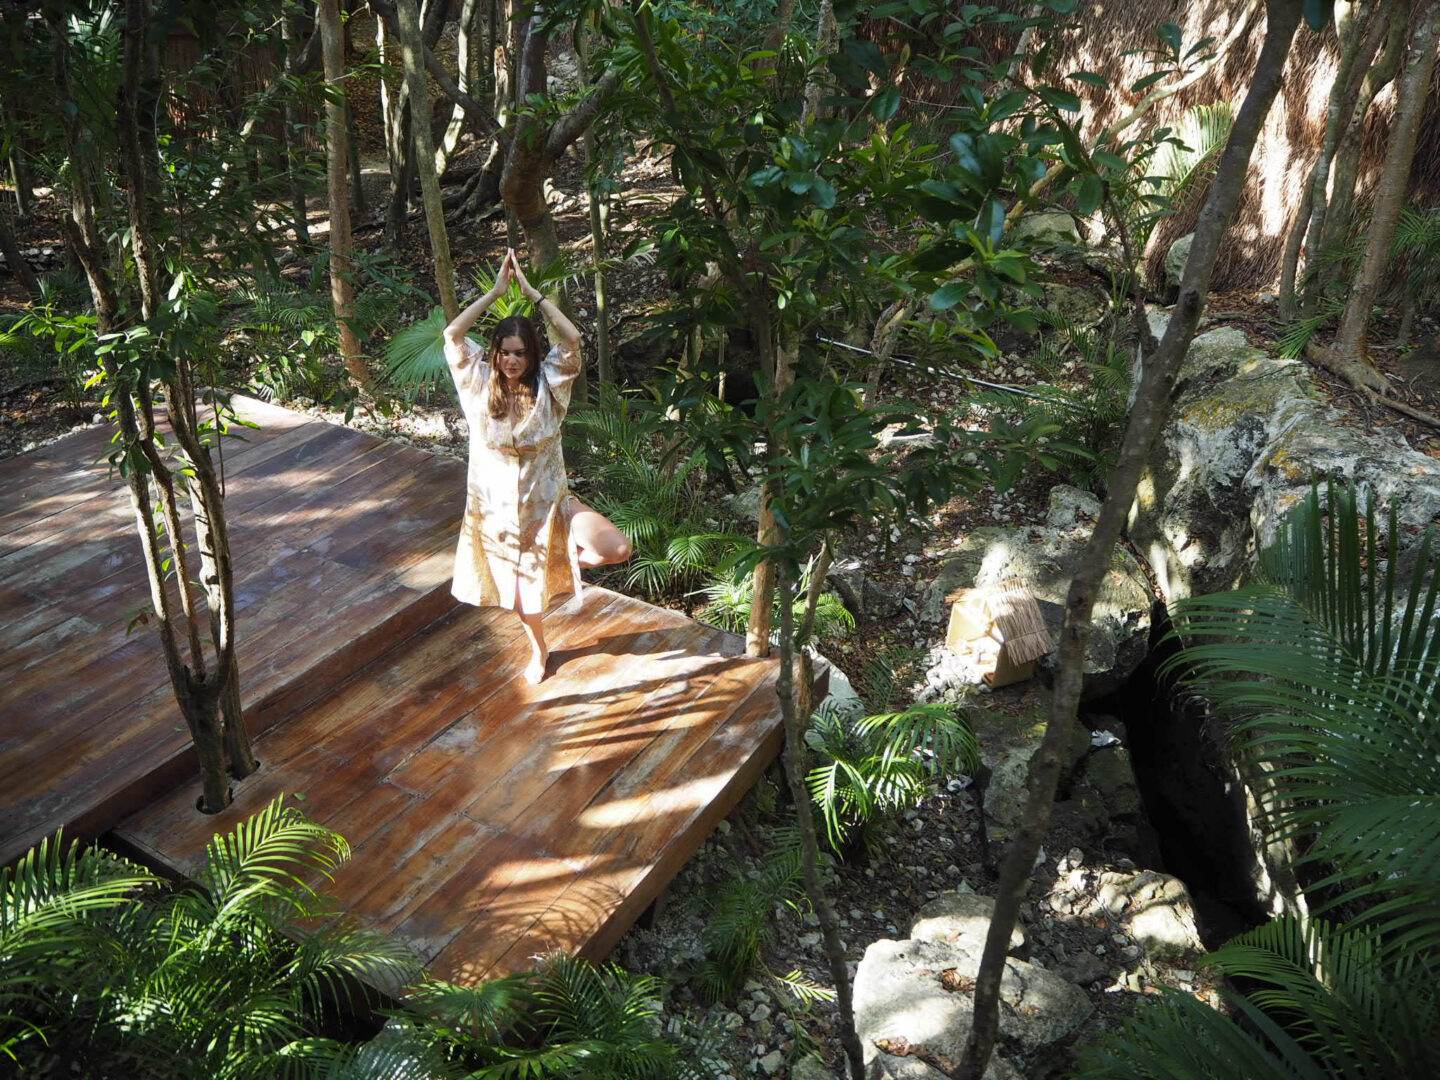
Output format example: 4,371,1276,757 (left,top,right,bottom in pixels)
0,397,466,866
115,587,785,983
